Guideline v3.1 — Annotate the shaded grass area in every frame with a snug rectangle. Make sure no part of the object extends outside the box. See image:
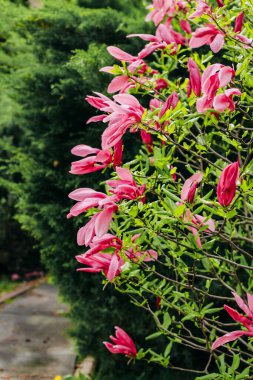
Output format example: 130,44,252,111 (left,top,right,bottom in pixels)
0,275,22,298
